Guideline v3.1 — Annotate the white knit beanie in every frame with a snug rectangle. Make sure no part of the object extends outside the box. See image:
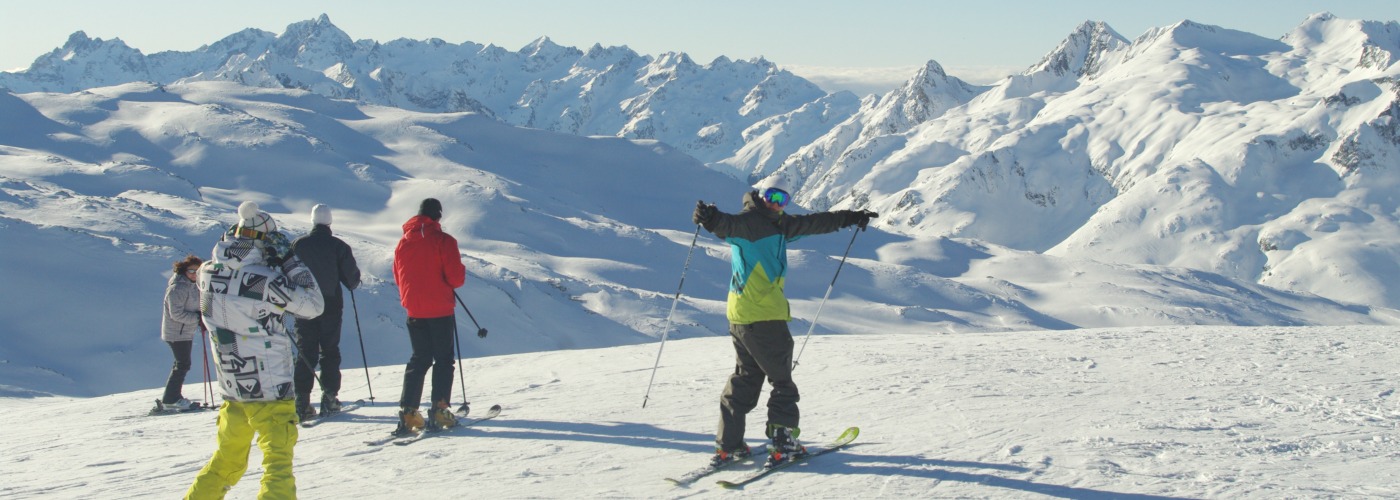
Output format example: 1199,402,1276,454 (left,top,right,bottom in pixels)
236,201,276,237
311,204,333,226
